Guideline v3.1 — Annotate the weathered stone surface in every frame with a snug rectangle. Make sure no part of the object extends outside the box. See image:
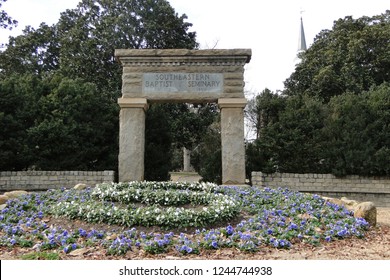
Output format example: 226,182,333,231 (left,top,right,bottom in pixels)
219,99,247,185
354,201,377,226
251,172,390,207
121,77,245,101
116,49,251,183
73,183,88,190
341,197,359,207
183,147,194,172
322,196,358,211
118,106,146,182
0,194,9,204
115,49,252,61
117,49,249,102
143,73,224,93
1,171,115,192
4,190,28,199
323,196,377,226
